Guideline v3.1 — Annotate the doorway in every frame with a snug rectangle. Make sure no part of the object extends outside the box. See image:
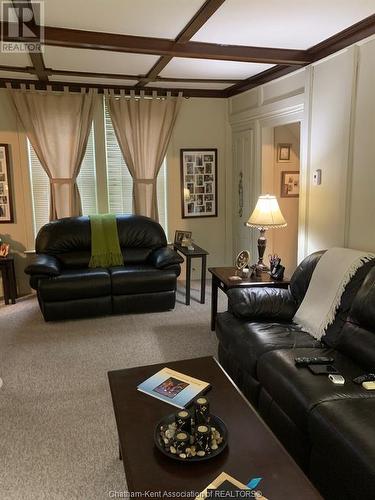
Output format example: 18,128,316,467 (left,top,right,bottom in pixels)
262,122,301,275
